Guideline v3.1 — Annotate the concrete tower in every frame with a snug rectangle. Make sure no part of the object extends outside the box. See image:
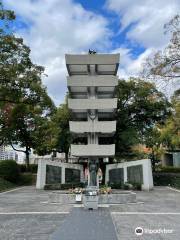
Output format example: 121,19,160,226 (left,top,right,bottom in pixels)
66,53,119,187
